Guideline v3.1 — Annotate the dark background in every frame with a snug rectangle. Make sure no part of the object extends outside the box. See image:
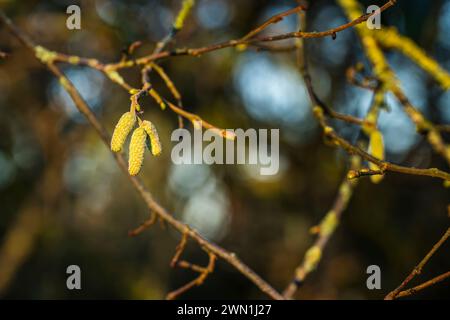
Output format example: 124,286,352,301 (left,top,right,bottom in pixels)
0,0,449,299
